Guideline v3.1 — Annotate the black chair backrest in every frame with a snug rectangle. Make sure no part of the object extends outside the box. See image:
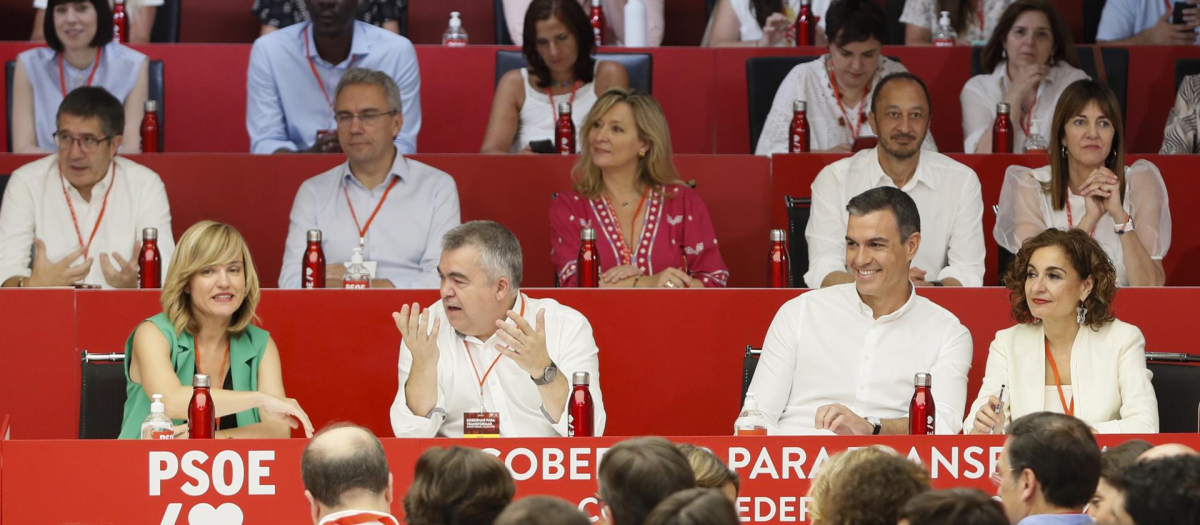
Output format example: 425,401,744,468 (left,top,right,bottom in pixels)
785,195,811,288
706,0,718,19
495,50,654,94
5,60,164,152
970,47,1128,121
495,0,516,45
150,0,181,43
1146,353,1200,433
1176,58,1200,93
1082,0,1107,44
742,345,762,407
746,56,820,152
886,0,906,45
79,351,128,439
397,0,409,37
